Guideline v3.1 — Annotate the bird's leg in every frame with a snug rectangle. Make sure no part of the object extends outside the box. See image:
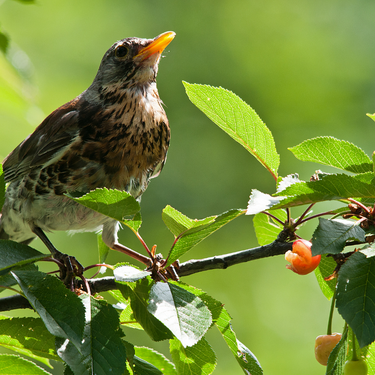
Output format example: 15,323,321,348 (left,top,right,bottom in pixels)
32,226,84,287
